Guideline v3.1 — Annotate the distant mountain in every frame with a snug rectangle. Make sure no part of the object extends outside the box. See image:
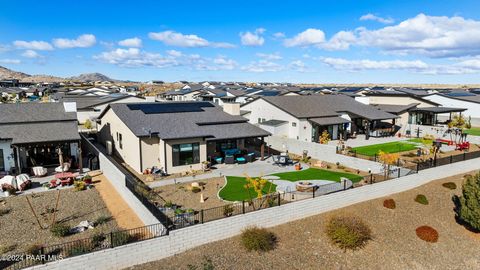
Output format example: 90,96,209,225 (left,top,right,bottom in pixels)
69,72,118,82
0,66,118,83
